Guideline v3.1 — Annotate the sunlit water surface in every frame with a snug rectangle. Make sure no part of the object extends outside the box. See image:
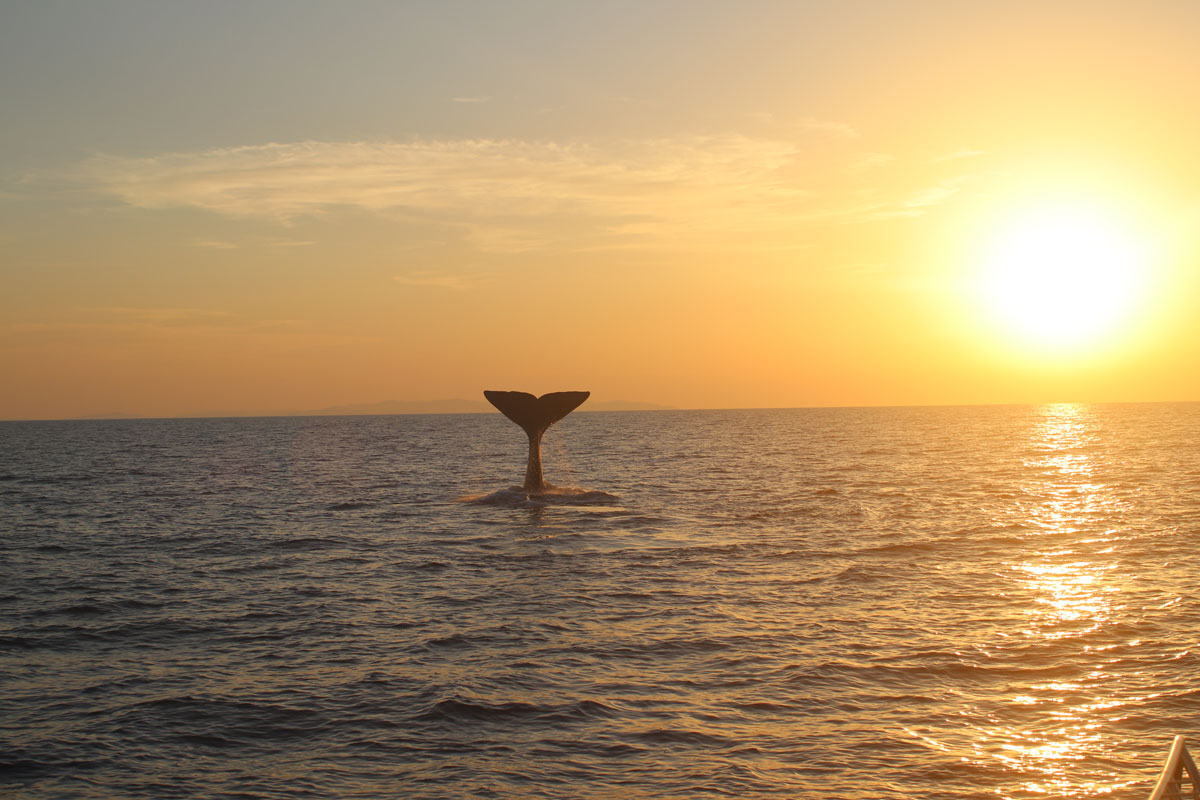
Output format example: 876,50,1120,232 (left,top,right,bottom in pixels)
3,404,1199,799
